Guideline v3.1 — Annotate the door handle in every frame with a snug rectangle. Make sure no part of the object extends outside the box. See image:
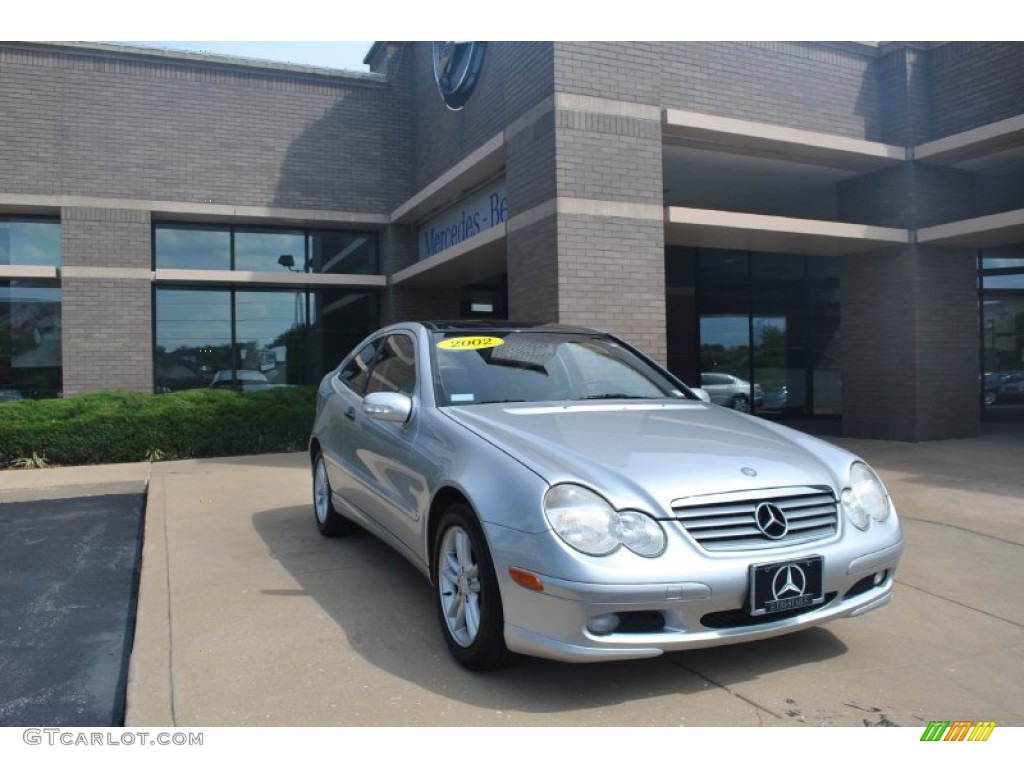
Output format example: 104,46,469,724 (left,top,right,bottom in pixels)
344,406,357,421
